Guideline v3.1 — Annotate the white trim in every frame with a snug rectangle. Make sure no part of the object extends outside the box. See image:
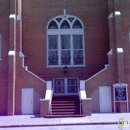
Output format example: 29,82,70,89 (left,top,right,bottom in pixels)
47,29,83,35
113,83,128,87
85,64,109,82
45,81,52,100
9,14,16,19
79,80,87,99
80,80,86,90
46,65,86,68
0,35,1,59
63,9,66,15
107,49,113,55
8,51,15,56
115,11,121,16
85,98,92,100
108,13,113,19
46,15,84,30
40,99,50,101
24,67,46,83
117,48,123,53
129,32,130,55
19,52,25,58
17,15,21,21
